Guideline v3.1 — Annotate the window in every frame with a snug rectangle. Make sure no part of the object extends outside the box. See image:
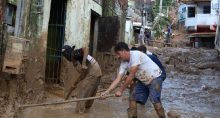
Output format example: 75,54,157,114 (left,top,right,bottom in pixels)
188,7,195,18
203,6,210,14
4,4,16,26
